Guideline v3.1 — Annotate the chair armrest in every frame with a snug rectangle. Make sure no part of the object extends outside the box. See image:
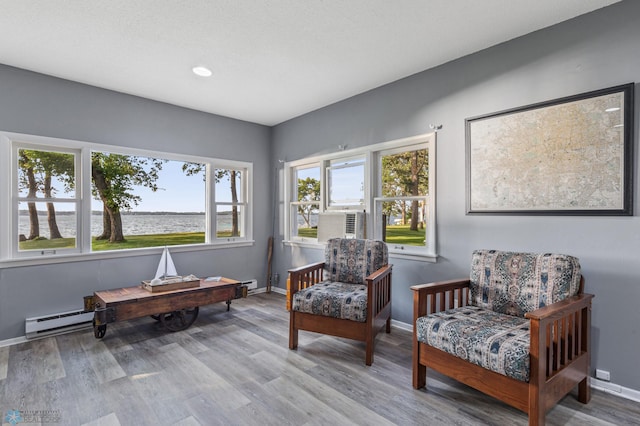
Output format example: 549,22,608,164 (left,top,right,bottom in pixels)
412,279,471,319
366,264,393,283
411,278,471,294
526,293,594,383
288,261,325,275
288,261,326,307
366,264,393,318
525,293,594,322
